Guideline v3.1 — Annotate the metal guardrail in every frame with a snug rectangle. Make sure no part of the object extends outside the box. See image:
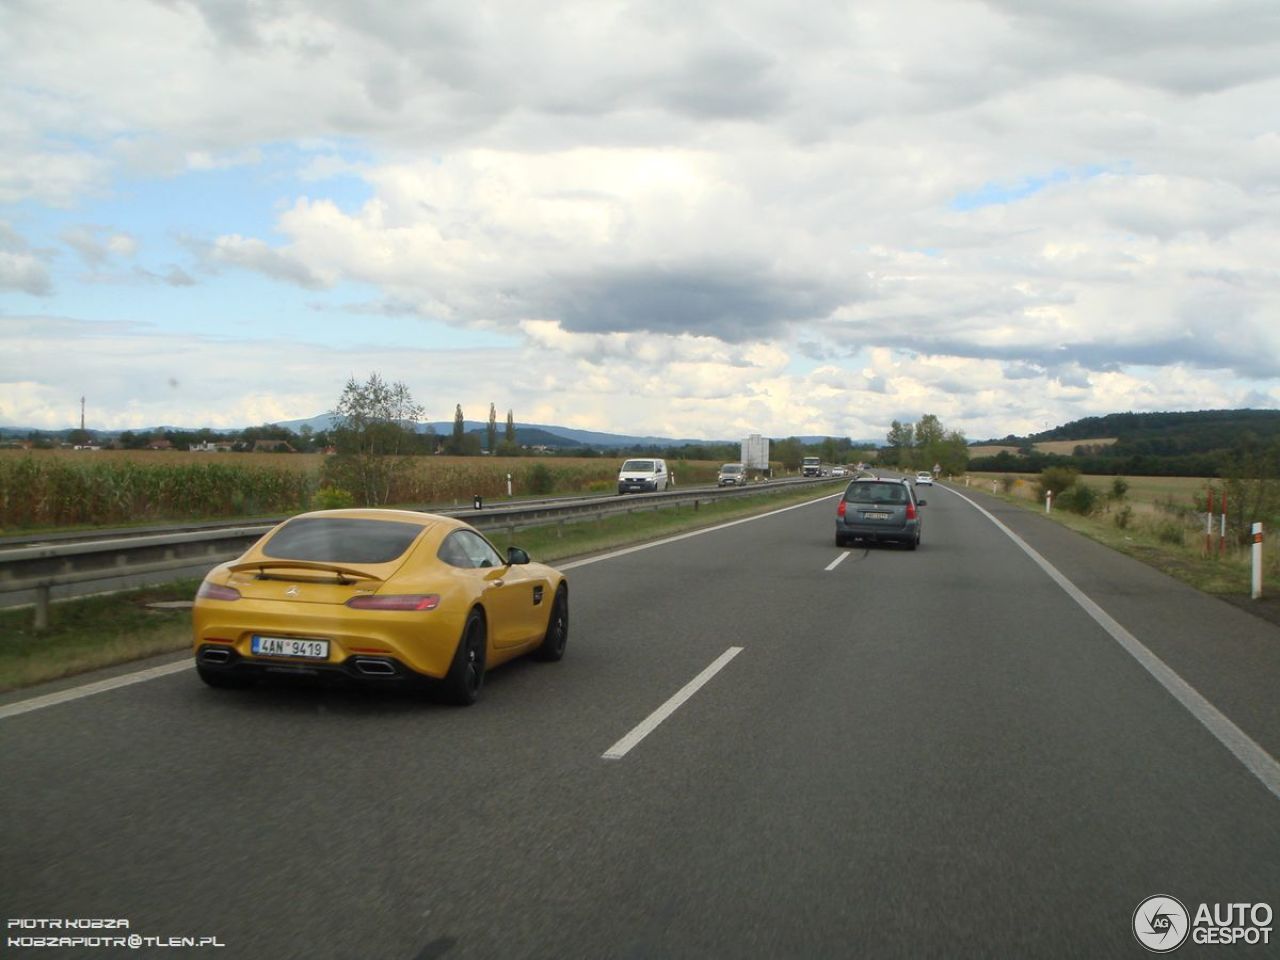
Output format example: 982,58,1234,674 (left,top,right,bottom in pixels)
0,477,838,628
